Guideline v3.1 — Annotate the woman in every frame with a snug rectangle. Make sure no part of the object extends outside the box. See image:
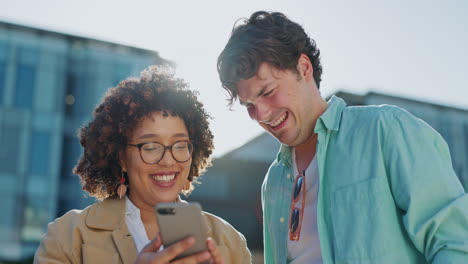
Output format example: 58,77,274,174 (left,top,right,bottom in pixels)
34,66,251,264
